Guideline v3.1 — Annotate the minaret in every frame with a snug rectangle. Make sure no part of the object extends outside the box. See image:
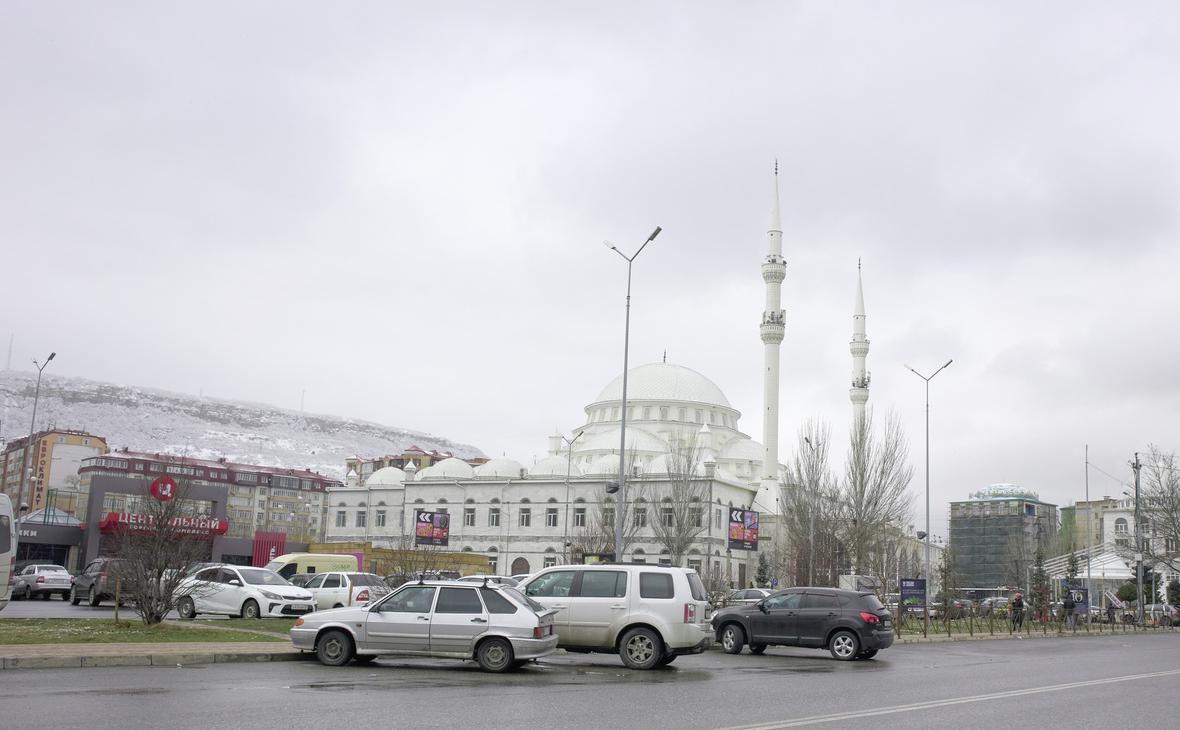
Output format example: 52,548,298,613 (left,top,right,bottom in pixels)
760,164,786,482
849,260,870,421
